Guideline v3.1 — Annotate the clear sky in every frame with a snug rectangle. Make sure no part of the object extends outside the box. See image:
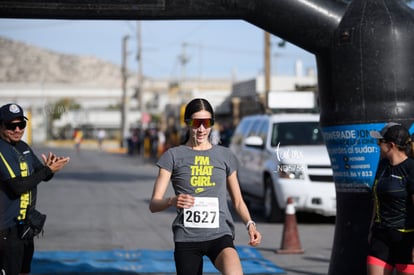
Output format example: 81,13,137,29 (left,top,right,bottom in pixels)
0,19,317,81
